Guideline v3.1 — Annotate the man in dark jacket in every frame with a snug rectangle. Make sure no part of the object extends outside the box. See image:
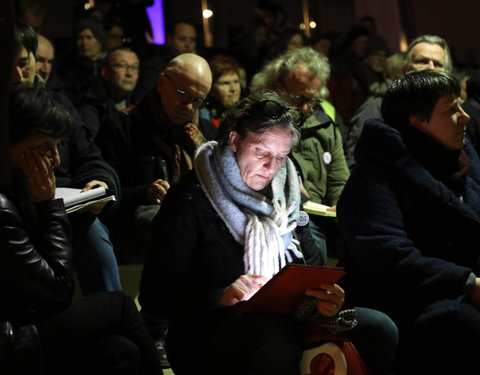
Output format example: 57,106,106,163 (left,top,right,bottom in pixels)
79,46,140,140
96,52,216,265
